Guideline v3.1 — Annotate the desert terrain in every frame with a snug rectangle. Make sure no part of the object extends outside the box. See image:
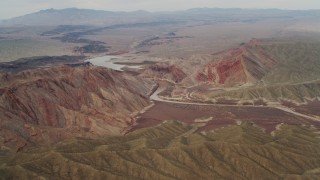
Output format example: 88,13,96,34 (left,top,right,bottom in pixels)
1,8,320,179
